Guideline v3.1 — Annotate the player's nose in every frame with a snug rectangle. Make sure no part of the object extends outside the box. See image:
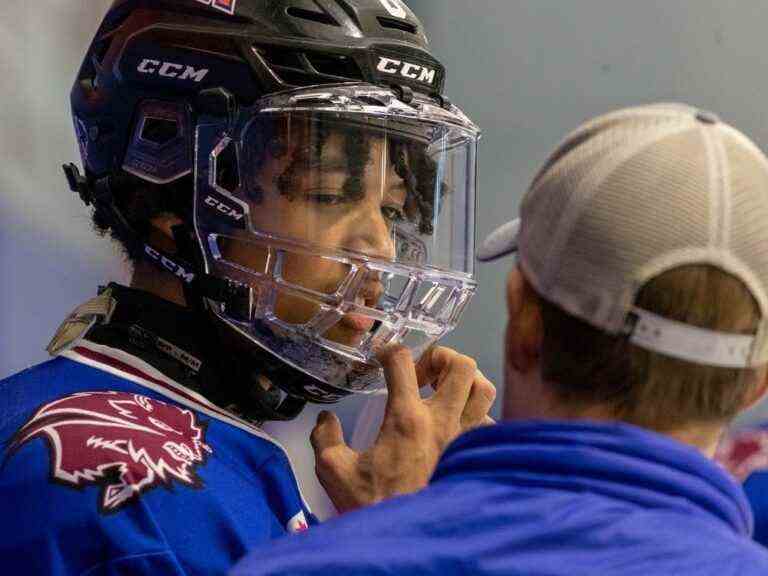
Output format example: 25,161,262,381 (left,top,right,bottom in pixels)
347,202,396,260
360,272,385,306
